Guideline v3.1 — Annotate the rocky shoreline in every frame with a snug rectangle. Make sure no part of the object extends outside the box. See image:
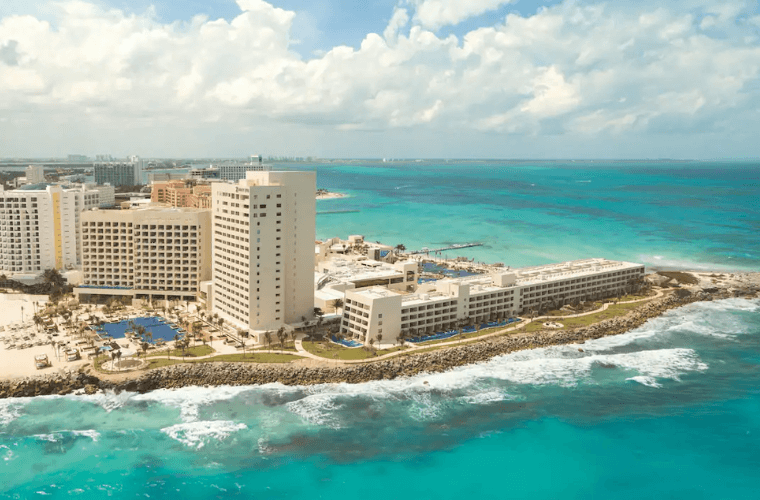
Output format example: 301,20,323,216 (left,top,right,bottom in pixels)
1,286,758,399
